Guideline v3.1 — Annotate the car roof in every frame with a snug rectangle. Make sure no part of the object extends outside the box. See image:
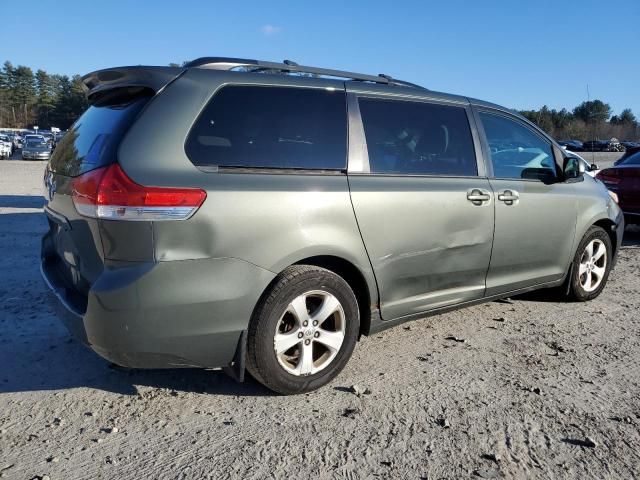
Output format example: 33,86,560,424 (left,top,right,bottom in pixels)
82,58,519,115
